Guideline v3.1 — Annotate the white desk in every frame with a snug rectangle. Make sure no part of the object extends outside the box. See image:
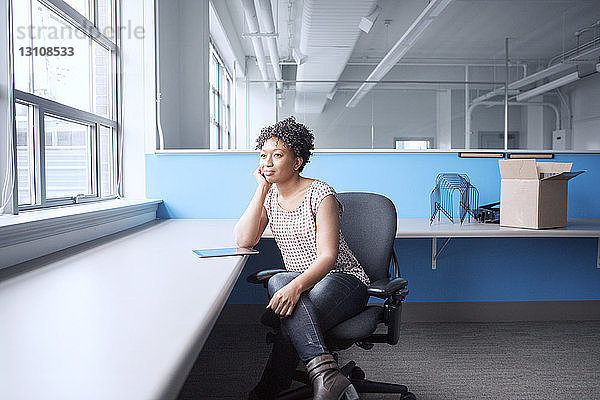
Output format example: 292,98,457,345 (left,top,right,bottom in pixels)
0,219,245,400
2,217,598,400
264,218,600,270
